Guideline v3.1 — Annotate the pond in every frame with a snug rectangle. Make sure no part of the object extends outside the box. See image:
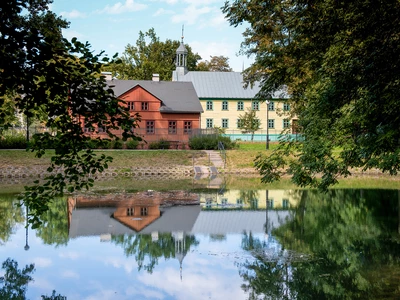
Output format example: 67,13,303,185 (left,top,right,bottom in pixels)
0,188,399,299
